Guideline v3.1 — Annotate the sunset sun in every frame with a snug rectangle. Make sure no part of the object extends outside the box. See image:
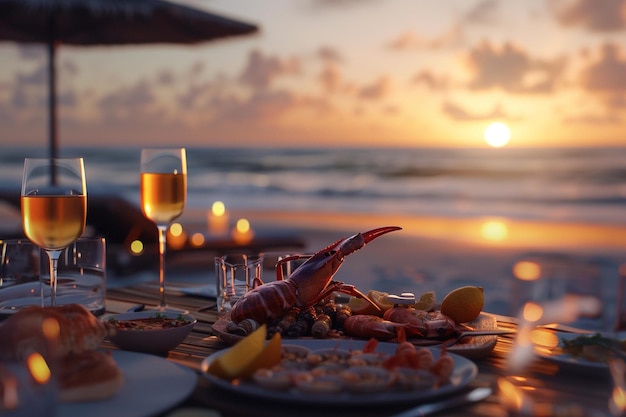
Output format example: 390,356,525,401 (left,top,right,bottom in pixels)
484,122,511,148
